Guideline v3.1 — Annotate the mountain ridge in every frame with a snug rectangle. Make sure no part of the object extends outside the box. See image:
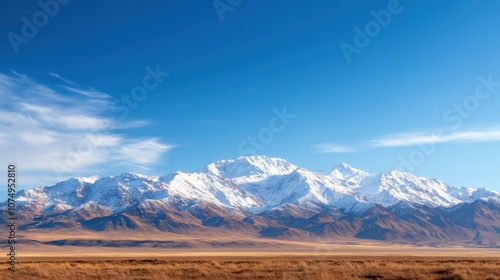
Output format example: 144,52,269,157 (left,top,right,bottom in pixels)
11,155,500,212
3,155,500,246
